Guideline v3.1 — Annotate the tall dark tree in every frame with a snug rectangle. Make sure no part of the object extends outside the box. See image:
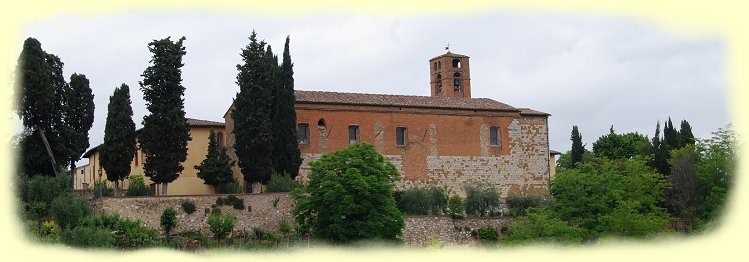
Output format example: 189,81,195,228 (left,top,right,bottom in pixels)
649,122,670,175
139,36,191,195
99,84,136,196
16,38,69,177
664,117,681,150
679,120,695,146
232,31,274,193
570,125,585,167
64,73,95,173
195,129,236,193
271,36,303,178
